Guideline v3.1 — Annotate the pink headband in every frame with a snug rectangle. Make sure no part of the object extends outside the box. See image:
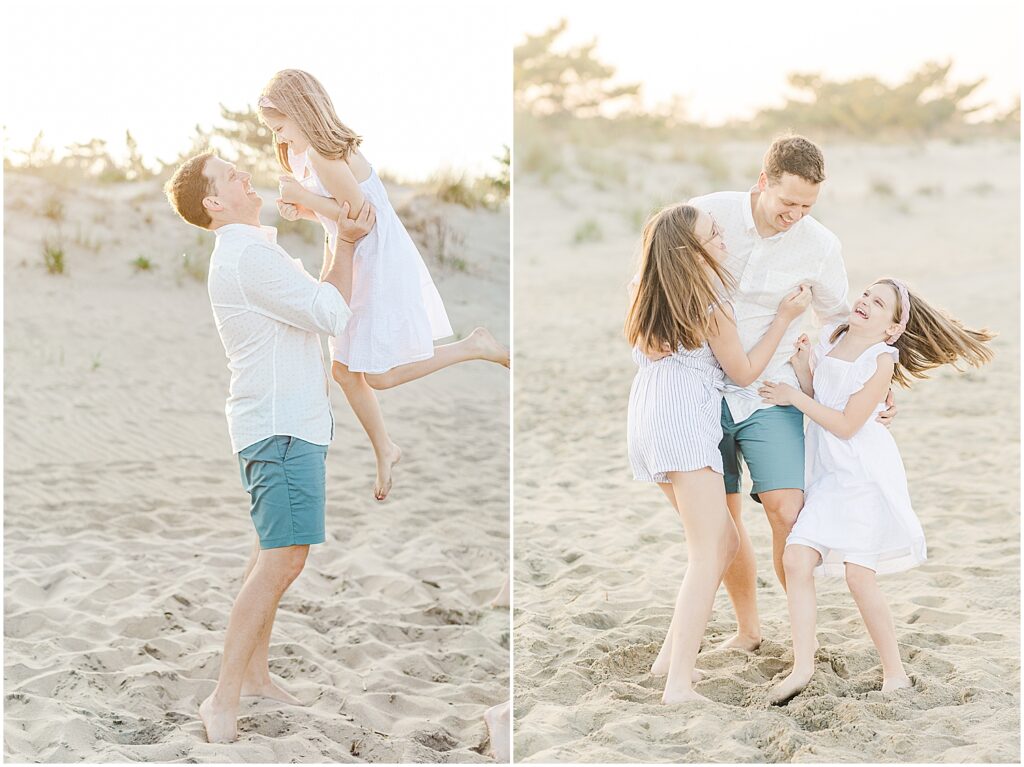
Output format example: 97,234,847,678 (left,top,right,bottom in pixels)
887,280,911,343
258,95,277,110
